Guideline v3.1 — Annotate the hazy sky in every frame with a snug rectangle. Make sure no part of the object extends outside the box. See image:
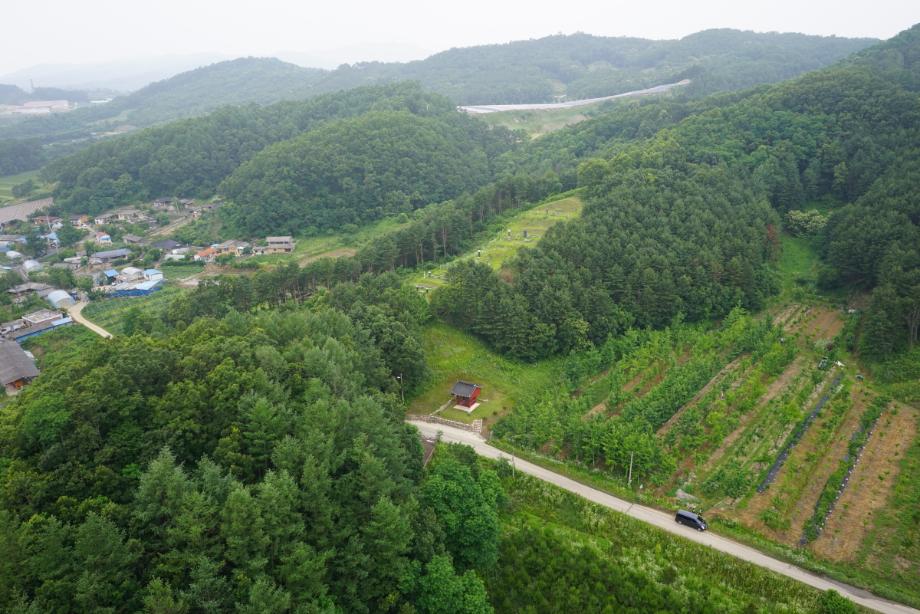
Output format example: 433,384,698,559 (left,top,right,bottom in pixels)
2,0,918,74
